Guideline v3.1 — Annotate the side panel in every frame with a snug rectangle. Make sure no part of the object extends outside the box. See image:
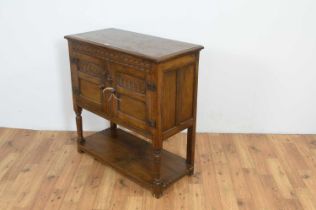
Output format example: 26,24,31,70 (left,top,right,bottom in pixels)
161,71,177,131
159,53,198,139
176,64,194,123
